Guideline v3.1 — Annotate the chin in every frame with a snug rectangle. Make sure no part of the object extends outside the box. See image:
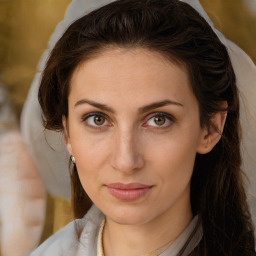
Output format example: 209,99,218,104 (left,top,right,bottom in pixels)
103,204,154,226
